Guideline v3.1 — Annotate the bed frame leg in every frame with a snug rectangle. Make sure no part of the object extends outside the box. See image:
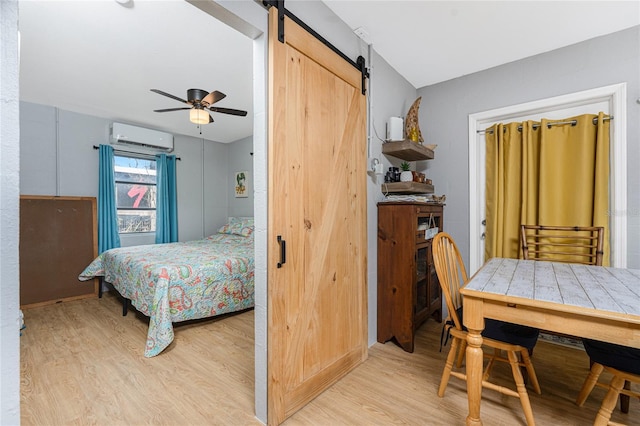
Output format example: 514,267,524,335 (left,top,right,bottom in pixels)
122,298,129,316
99,277,104,298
